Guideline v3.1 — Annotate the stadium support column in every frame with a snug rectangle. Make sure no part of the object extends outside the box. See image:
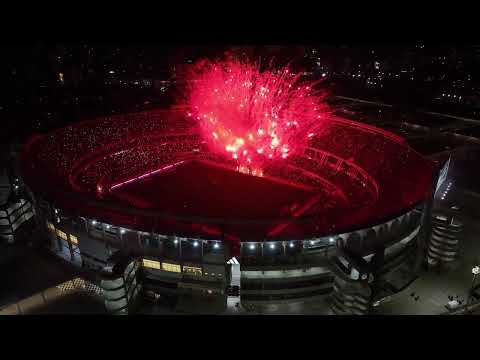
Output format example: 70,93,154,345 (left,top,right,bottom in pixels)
415,201,432,273
415,163,441,273
330,248,373,315
99,253,142,315
427,213,463,268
